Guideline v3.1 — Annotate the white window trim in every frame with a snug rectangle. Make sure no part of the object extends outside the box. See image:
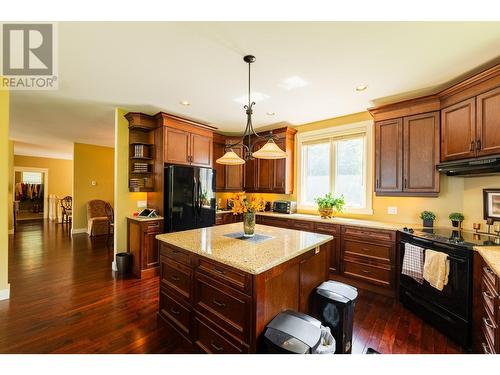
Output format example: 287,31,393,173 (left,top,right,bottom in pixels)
296,120,374,215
